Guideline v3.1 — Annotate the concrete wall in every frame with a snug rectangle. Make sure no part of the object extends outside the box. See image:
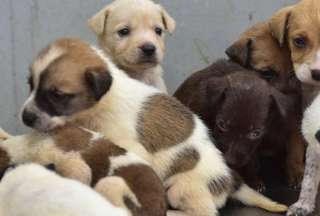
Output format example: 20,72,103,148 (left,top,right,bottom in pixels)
0,0,298,133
